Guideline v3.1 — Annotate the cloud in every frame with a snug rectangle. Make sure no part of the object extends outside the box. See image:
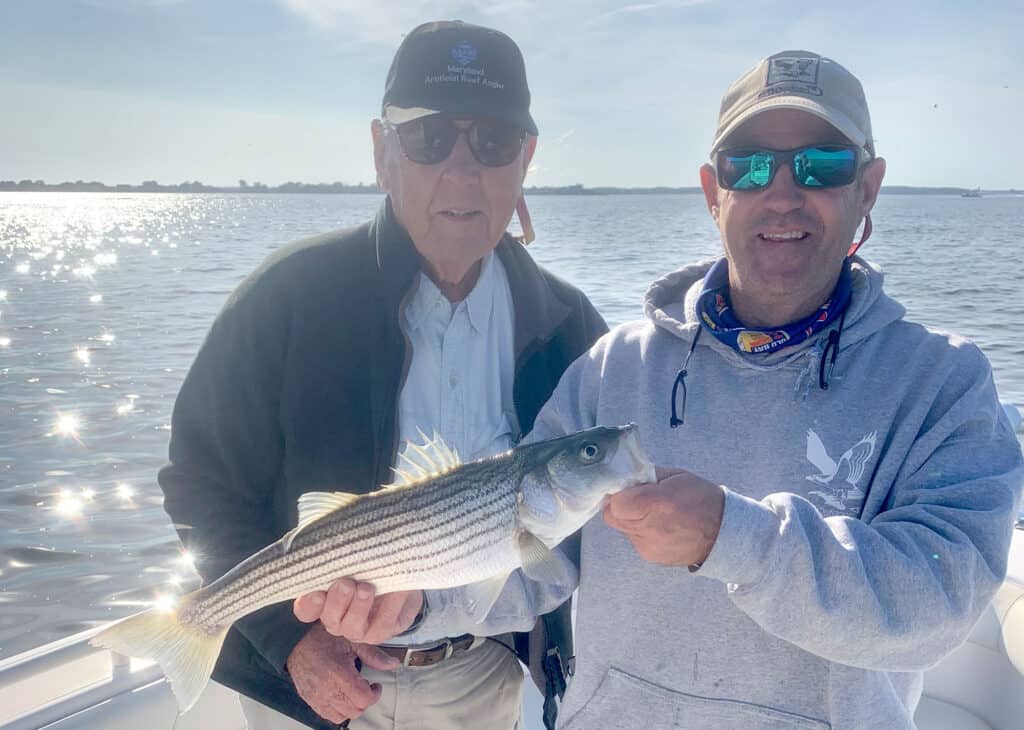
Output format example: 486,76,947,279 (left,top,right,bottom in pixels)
279,0,539,43
585,0,712,27
80,0,186,8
